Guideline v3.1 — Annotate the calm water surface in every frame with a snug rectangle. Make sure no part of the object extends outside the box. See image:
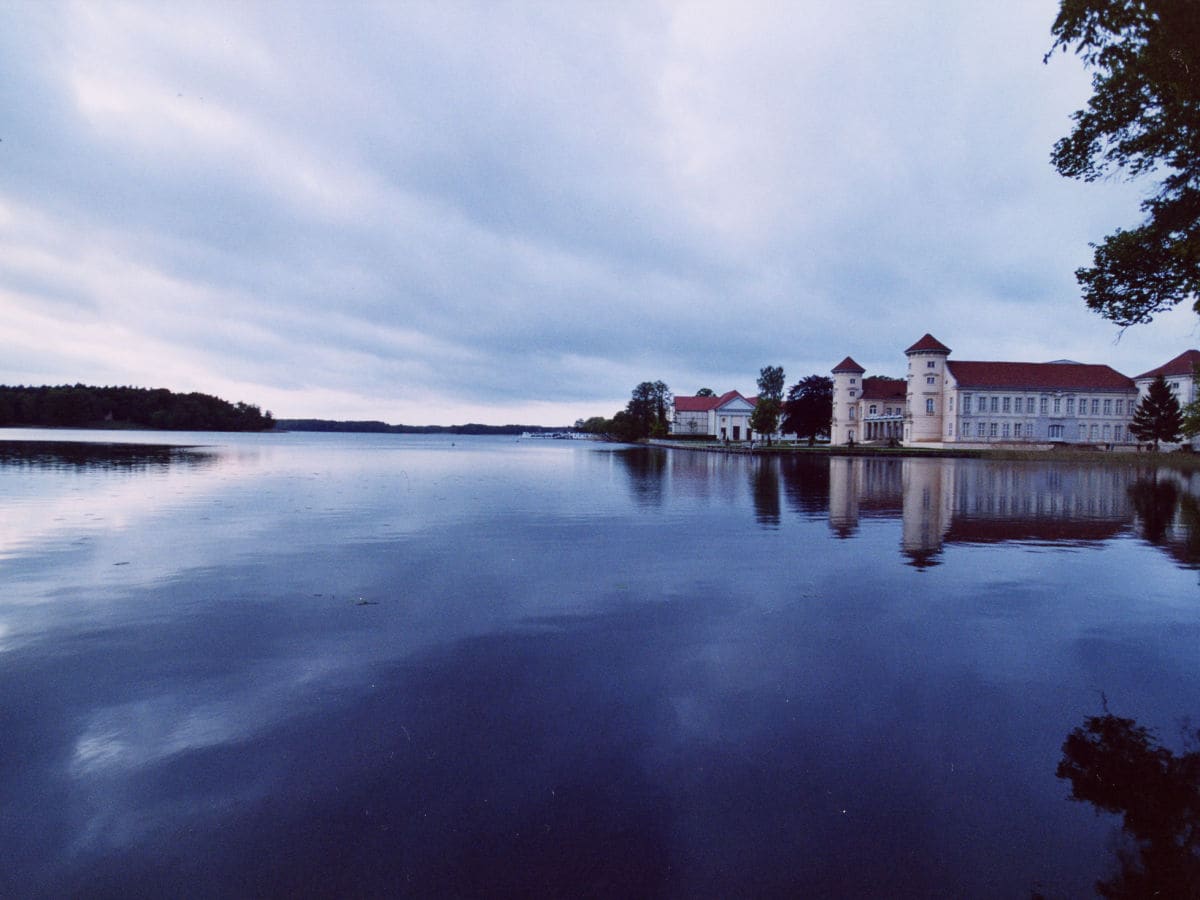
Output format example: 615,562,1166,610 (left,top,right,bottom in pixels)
2,429,1198,898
